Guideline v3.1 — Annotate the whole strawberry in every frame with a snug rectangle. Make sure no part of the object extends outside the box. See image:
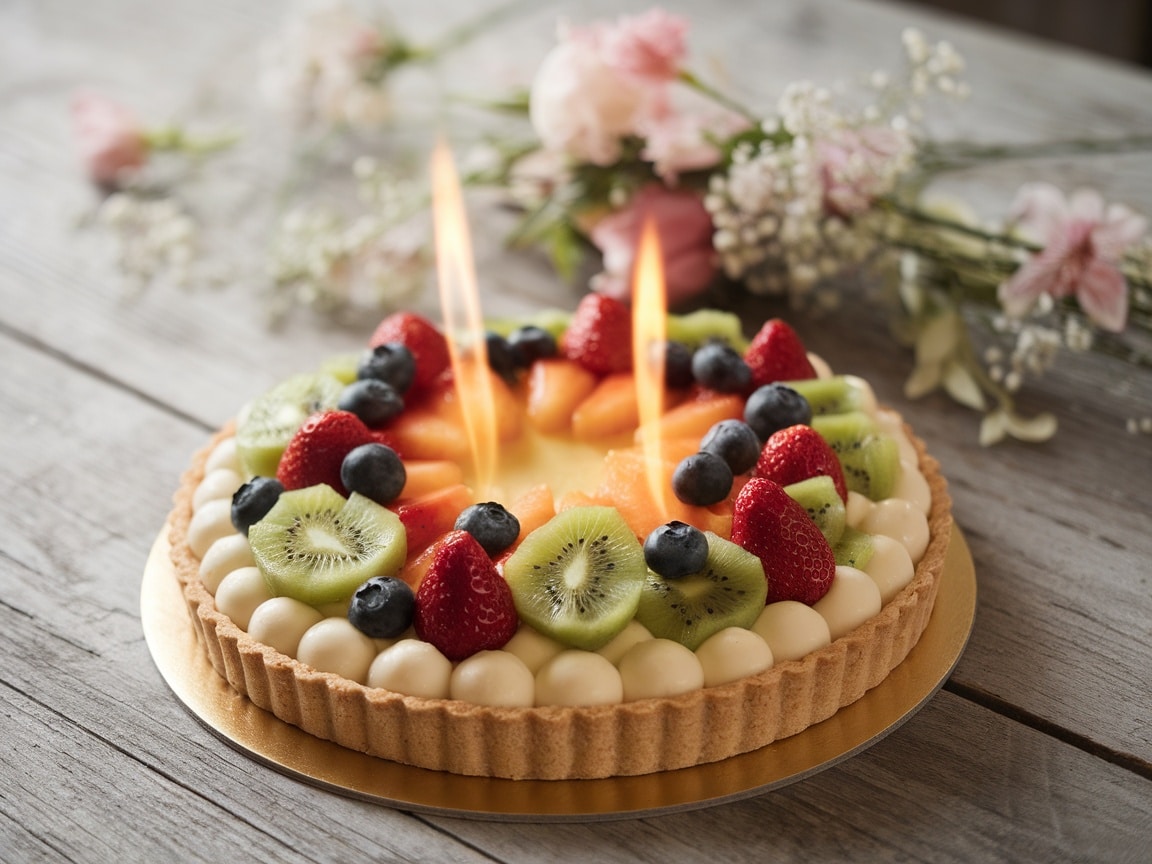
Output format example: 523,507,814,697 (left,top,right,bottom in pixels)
414,530,519,661
369,312,451,396
276,410,373,495
744,319,817,387
755,424,849,503
561,293,632,375
731,477,836,605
